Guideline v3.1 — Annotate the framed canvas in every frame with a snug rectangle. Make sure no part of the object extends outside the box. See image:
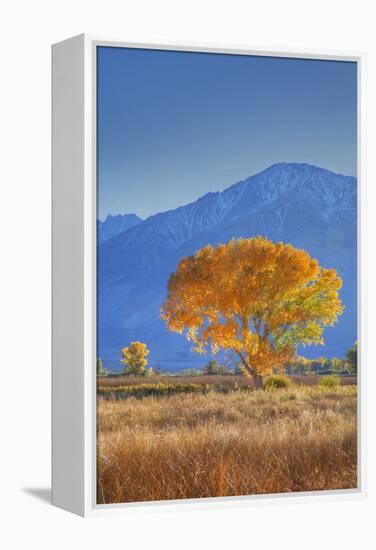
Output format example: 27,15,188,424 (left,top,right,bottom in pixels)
52,34,366,517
